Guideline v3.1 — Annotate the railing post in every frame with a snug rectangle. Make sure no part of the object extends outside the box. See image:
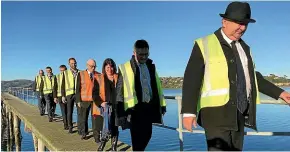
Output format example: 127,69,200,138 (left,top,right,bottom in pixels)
176,96,184,151
23,88,25,100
